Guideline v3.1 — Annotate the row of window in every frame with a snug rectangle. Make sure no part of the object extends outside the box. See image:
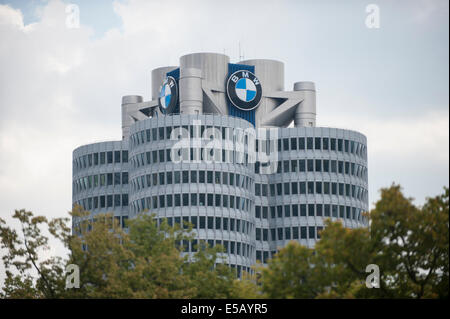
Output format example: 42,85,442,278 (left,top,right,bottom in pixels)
176,238,254,259
256,225,323,243
75,193,129,211
276,137,366,158
131,148,251,168
256,159,367,180
255,181,368,201
130,126,366,160
74,150,128,171
132,170,252,192
132,193,252,214
74,172,129,194
72,216,129,233
255,204,366,222
157,216,254,236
